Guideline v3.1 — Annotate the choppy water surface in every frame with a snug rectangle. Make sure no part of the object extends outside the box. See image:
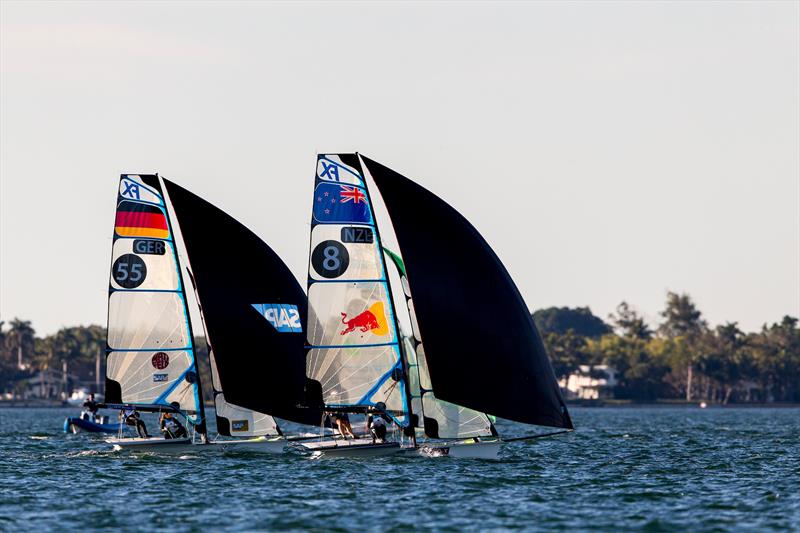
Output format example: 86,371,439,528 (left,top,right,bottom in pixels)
1,407,798,531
